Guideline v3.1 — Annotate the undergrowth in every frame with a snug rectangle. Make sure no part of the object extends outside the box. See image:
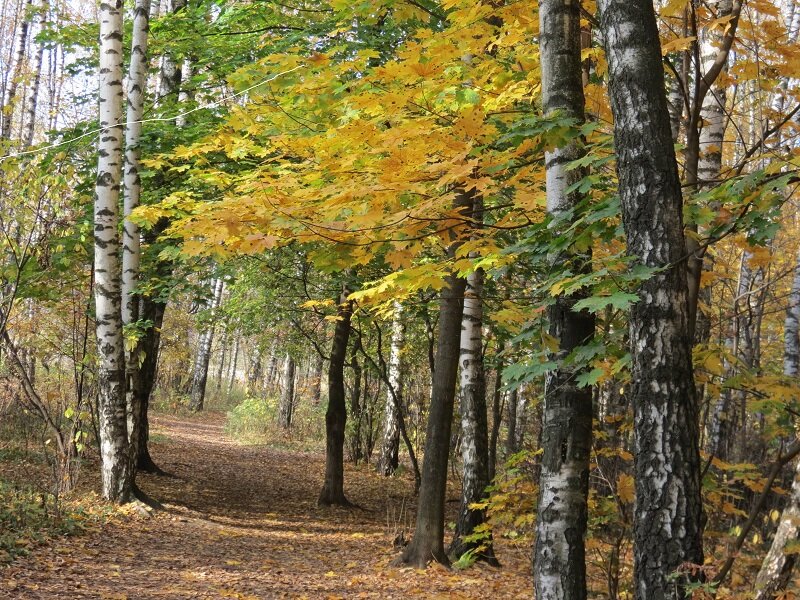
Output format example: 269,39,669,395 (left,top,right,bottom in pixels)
0,479,109,563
